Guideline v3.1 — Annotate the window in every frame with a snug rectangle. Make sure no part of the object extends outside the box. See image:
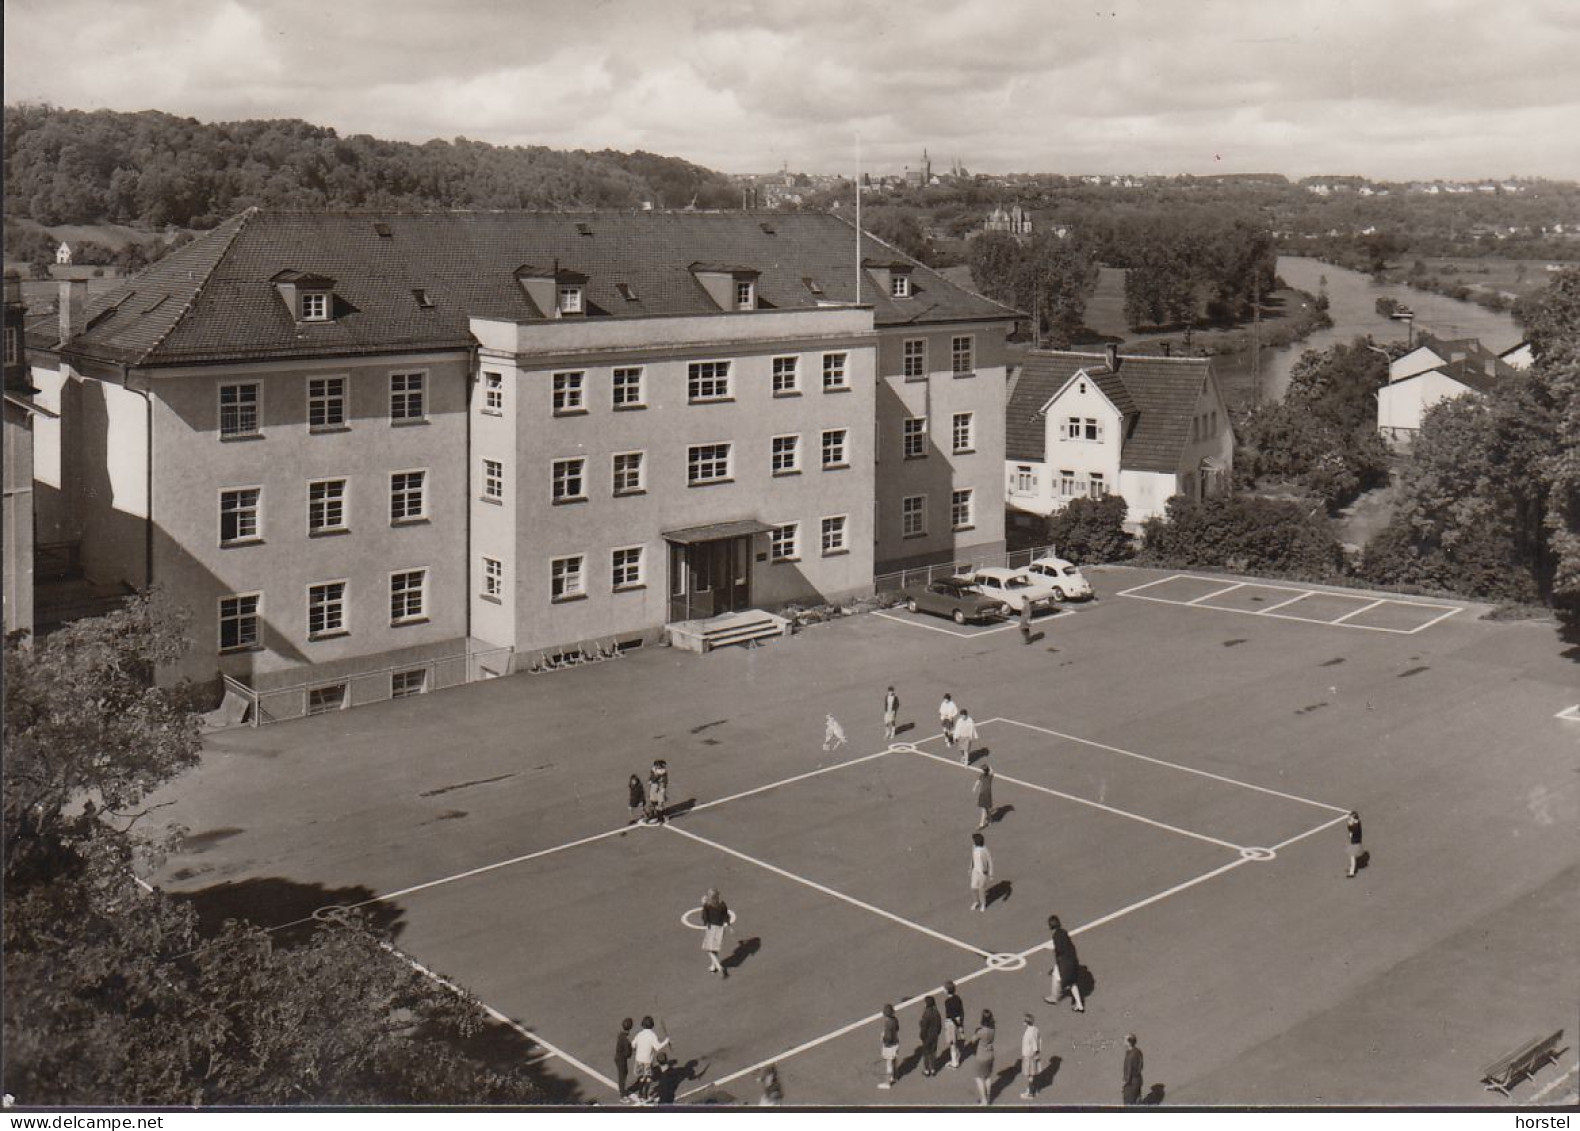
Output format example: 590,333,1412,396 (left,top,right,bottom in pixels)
218,594,260,652
611,546,644,590
307,684,347,714
483,458,503,500
891,274,911,298
483,371,504,413
552,371,585,414
822,352,848,391
687,443,732,486
903,338,927,379
612,366,645,408
1061,470,1078,496
391,670,427,698
300,293,329,321
771,434,801,475
771,523,799,562
390,569,426,624
219,383,260,438
552,458,587,503
952,412,975,453
688,360,732,402
772,356,800,395
557,285,582,315
821,429,848,469
3,327,18,366
1013,465,1037,493
735,279,755,309
308,377,345,430
1086,418,1103,441
390,372,425,422
820,515,848,555
308,479,347,534
902,495,927,537
308,581,346,638
1064,416,1102,442
390,471,426,523
952,335,974,375
1065,417,1081,441
219,488,261,545
551,555,585,601
952,489,974,530
1089,473,1107,498
612,451,645,495
903,417,927,459
482,556,503,599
